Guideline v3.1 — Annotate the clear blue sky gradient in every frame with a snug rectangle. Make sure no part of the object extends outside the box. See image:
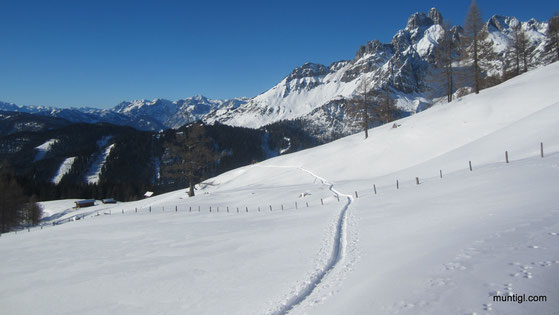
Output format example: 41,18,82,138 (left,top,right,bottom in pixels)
0,0,556,109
